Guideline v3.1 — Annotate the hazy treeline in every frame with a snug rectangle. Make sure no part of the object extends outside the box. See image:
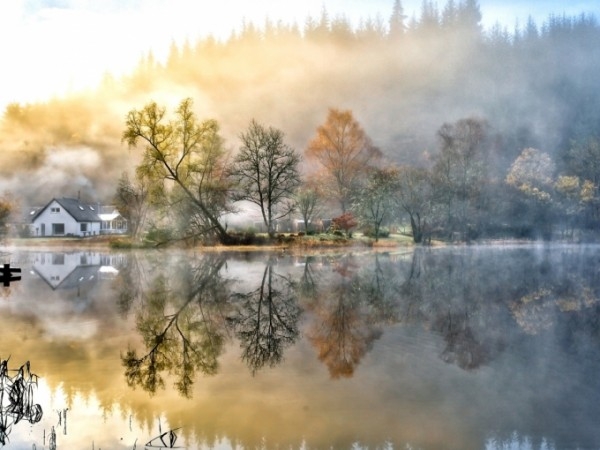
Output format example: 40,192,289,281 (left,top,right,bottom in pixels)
0,0,599,239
